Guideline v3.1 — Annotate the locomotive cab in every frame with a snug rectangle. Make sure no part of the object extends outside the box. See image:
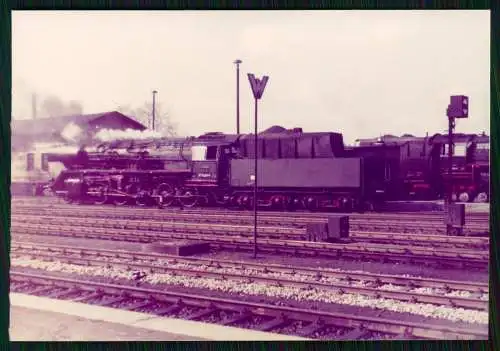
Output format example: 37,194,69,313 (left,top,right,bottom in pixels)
190,142,234,186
